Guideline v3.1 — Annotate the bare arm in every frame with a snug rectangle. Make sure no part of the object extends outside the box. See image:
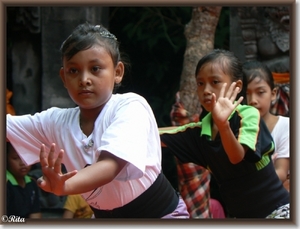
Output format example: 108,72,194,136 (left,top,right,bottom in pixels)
38,143,127,196
217,121,248,164
62,209,75,218
64,151,127,194
274,158,289,182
